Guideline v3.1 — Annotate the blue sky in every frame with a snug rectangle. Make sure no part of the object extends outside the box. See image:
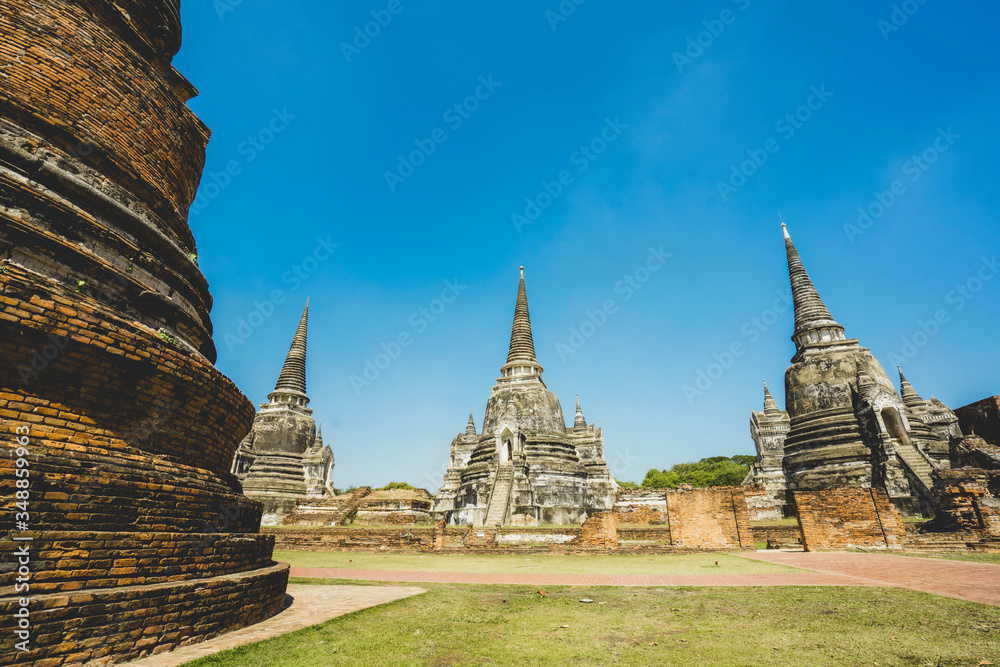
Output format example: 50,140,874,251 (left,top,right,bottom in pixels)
175,0,1000,488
